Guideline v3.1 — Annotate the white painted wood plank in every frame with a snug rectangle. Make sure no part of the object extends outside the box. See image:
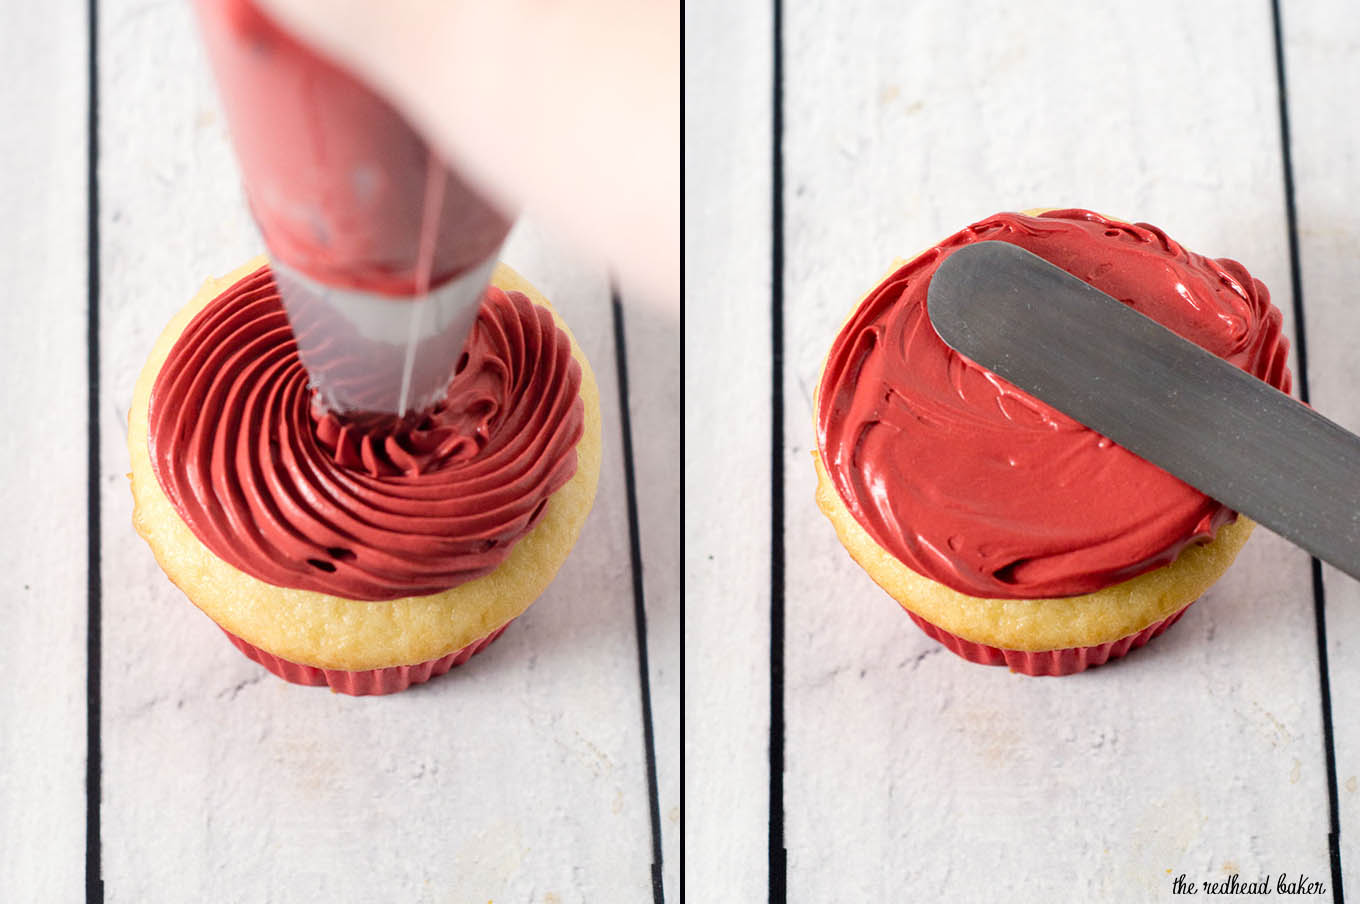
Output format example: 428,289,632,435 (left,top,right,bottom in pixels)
782,1,1330,899
619,288,680,898
0,3,89,901
1279,0,1360,892
684,0,774,899
98,2,656,900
